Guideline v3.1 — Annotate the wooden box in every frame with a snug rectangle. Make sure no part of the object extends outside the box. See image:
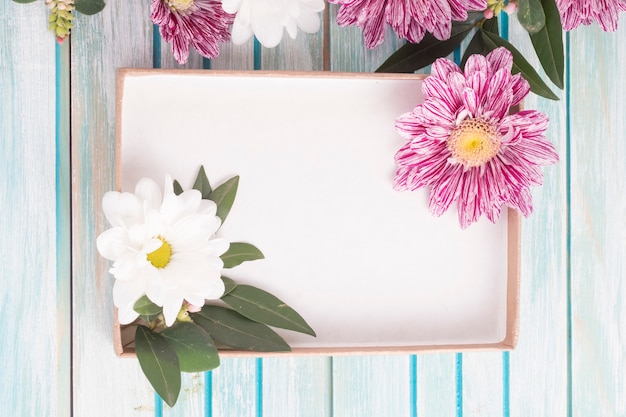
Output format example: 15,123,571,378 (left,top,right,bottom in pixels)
113,70,520,357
